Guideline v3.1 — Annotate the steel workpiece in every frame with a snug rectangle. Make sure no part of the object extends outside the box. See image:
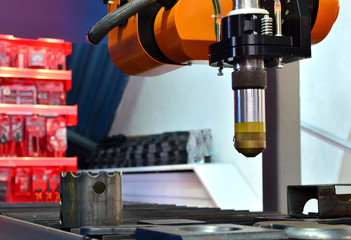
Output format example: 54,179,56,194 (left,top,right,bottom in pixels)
60,171,123,229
